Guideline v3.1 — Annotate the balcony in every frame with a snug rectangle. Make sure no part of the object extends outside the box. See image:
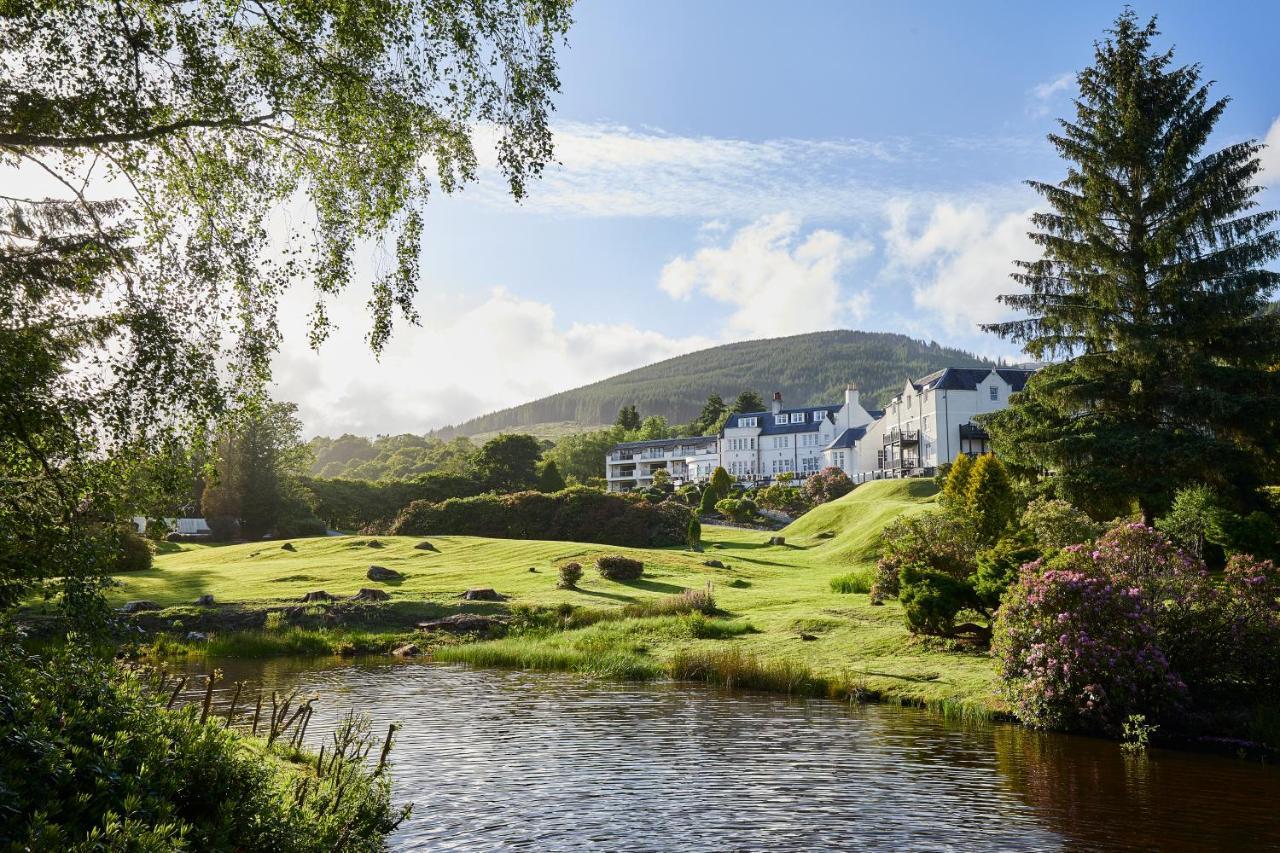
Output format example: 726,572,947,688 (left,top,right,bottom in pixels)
958,422,989,441
882,428,919,446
